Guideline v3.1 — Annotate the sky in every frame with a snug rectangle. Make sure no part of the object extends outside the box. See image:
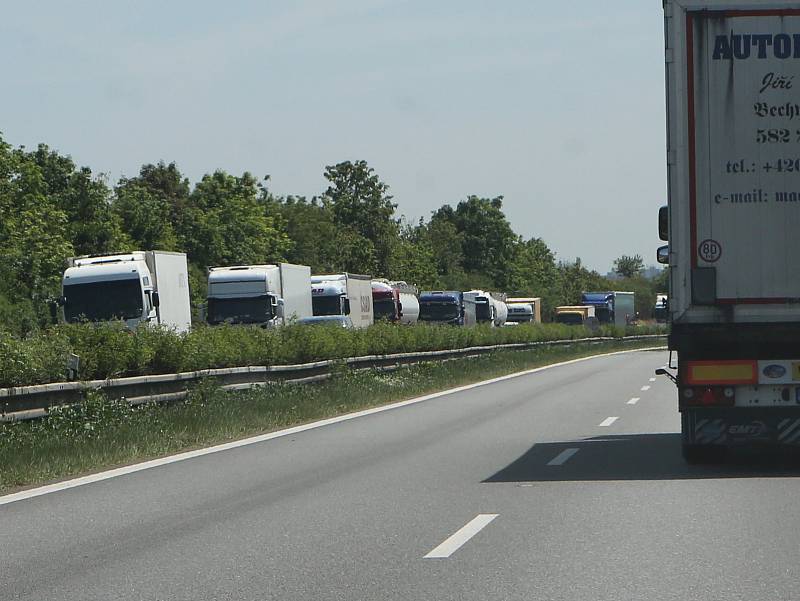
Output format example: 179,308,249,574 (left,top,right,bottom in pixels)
1,1,667,273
